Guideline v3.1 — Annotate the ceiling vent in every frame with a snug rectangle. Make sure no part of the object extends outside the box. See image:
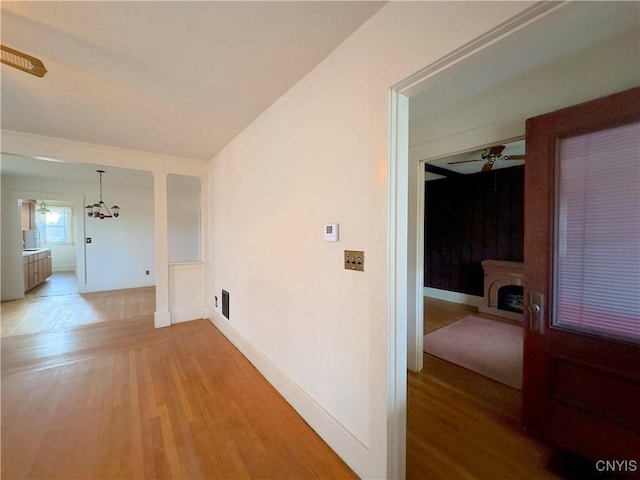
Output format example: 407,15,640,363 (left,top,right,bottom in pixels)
1,44,47,77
